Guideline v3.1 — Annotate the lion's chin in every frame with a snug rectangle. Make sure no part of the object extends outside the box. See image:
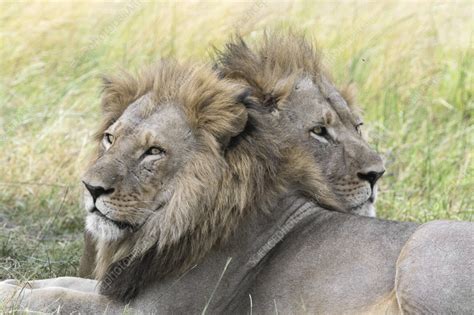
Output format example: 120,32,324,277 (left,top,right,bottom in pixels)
86,214,127,242
351,201,376,217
